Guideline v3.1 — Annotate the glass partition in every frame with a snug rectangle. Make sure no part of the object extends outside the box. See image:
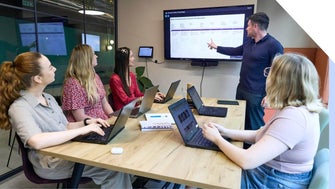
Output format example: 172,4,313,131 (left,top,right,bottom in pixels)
0,0,115,180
